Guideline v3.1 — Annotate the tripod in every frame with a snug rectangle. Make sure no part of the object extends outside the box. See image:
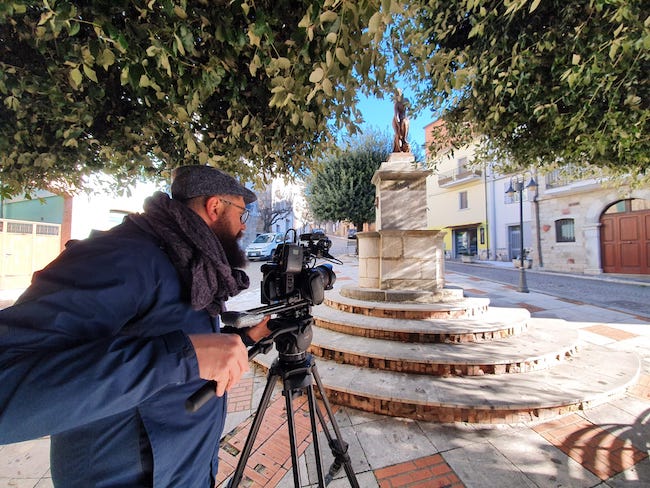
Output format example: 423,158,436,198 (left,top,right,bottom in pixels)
227,316,360,488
